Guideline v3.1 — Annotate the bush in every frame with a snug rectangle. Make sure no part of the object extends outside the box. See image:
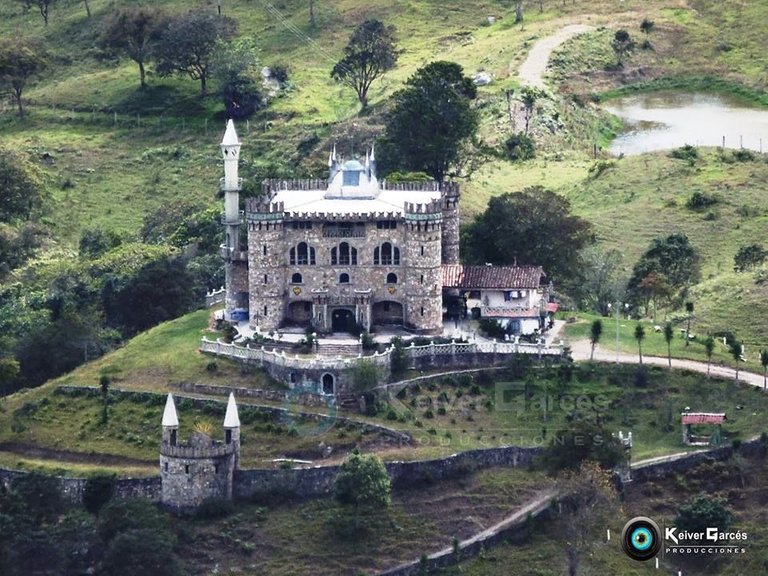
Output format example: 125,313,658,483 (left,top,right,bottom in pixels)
670,144,698,163
502,132,535,161
674,493,732,533
686,191,718,210
270,63,289,84
733,148,755,162
734,243,768,272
